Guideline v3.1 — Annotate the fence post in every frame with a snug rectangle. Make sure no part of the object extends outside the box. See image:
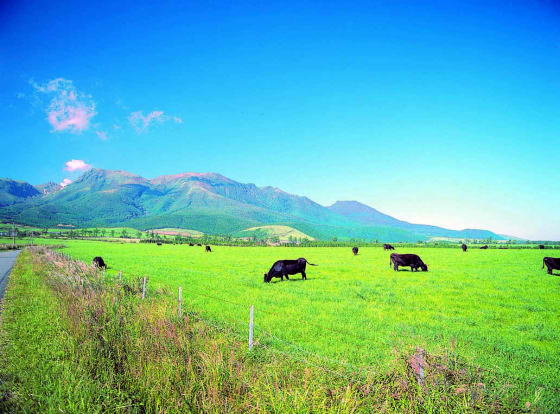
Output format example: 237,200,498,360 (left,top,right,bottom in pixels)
118,271,122,281
178,286,183,318
142,277,147,299
248,305,254,351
